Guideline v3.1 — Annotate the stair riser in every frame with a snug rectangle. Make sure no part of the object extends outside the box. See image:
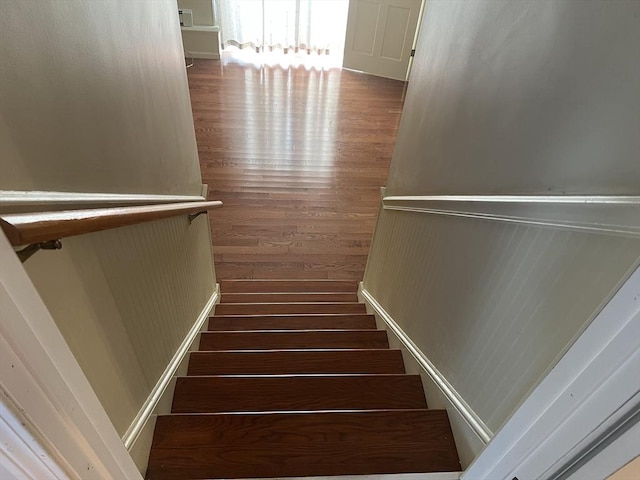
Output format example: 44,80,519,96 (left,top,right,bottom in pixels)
172,375,427,413
221,280,357,293
220,293,359,303
208,314,376,331
199,331,389,350
187,350,406,375
216,303,367,315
